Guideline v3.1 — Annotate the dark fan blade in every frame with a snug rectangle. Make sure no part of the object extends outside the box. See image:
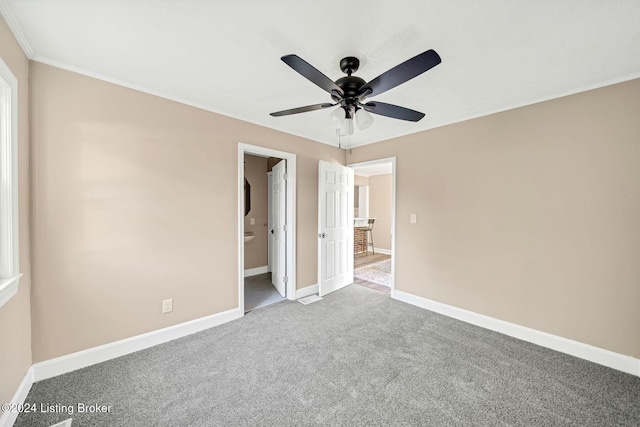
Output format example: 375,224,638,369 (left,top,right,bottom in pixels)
281,55,344,96
270,103,334,117
363,101,425,122
360,49,441,97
